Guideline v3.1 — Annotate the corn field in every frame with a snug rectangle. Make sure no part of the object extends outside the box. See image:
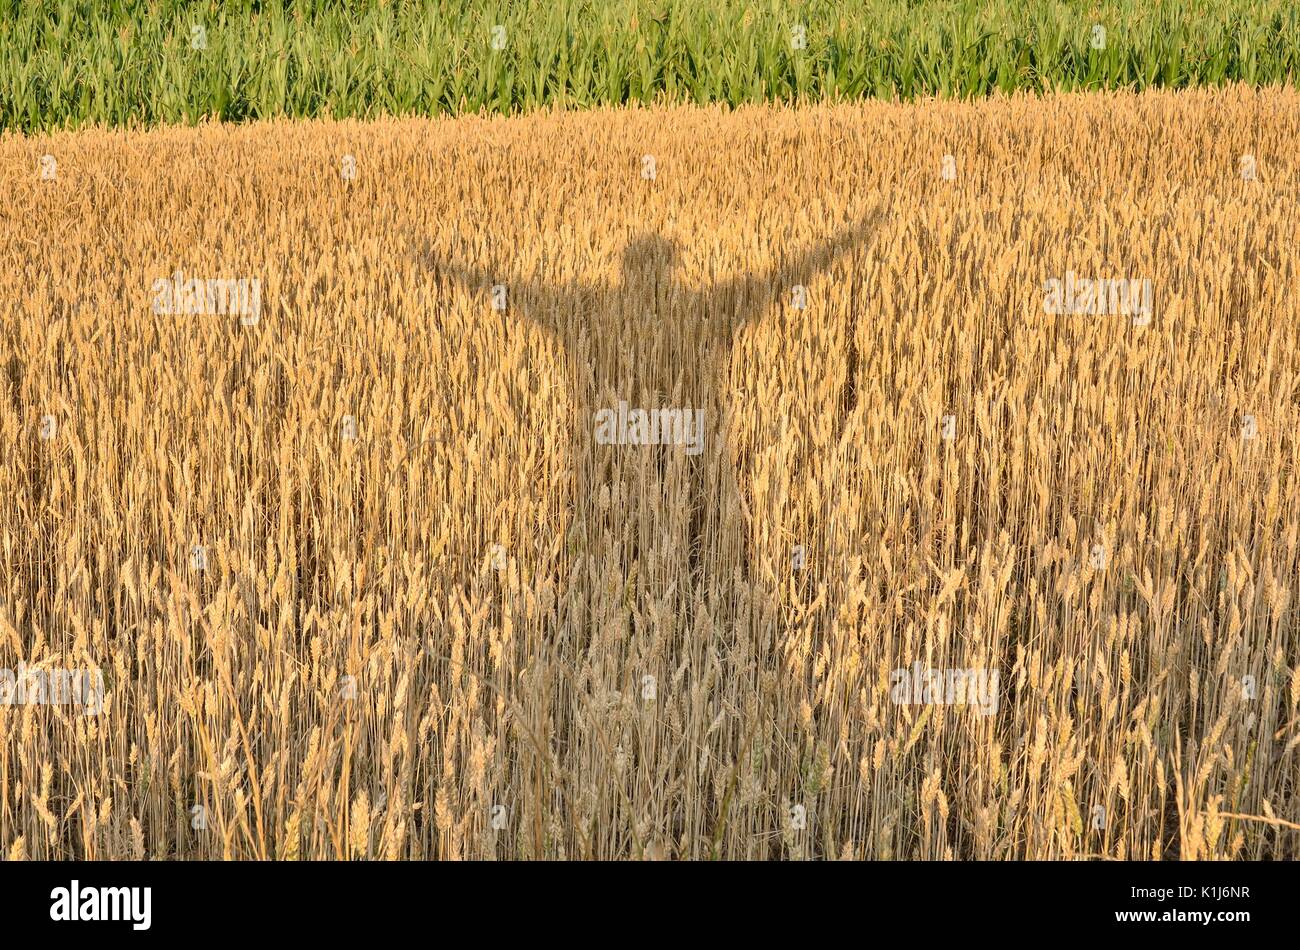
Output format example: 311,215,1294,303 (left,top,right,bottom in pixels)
4,0,1299,131
1,83,1299,860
